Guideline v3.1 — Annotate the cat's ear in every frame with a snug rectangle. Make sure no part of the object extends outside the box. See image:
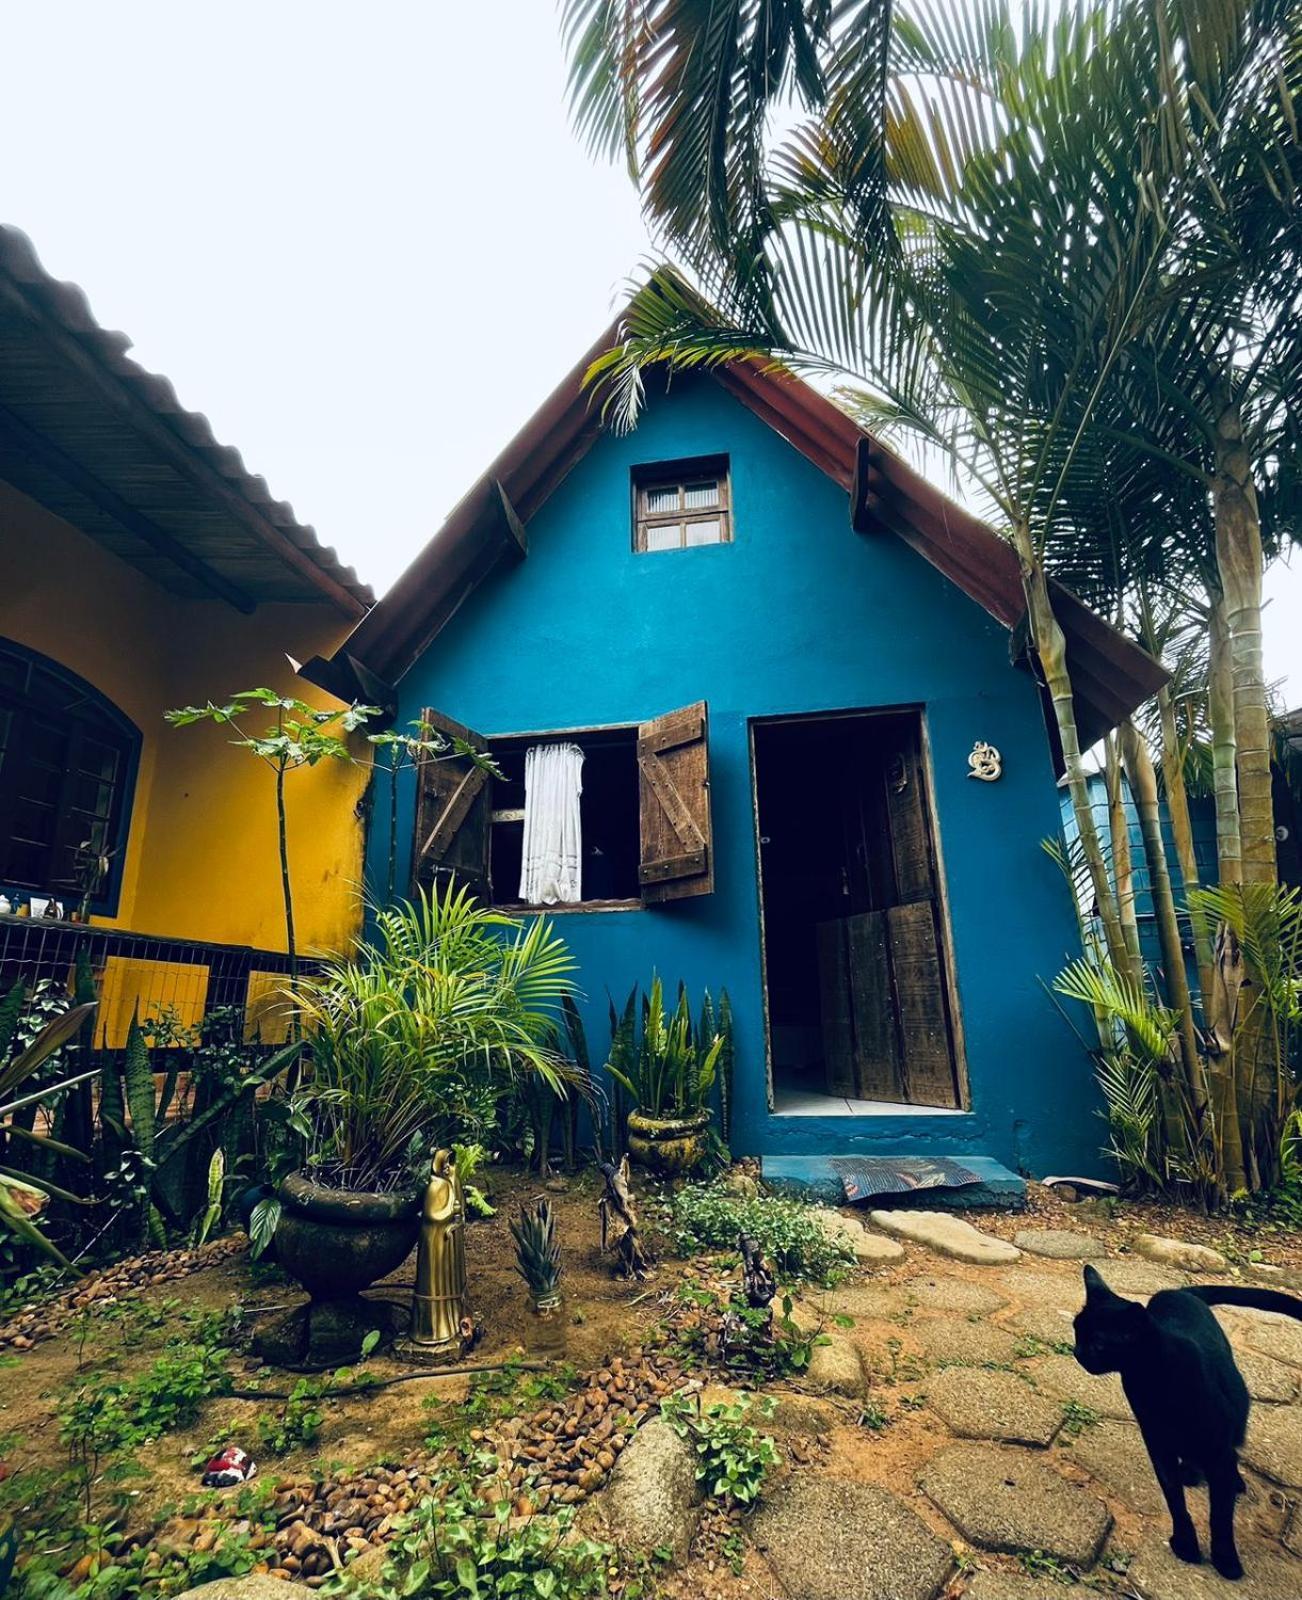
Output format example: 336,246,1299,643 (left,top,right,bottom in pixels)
1083,1264,1110,1298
